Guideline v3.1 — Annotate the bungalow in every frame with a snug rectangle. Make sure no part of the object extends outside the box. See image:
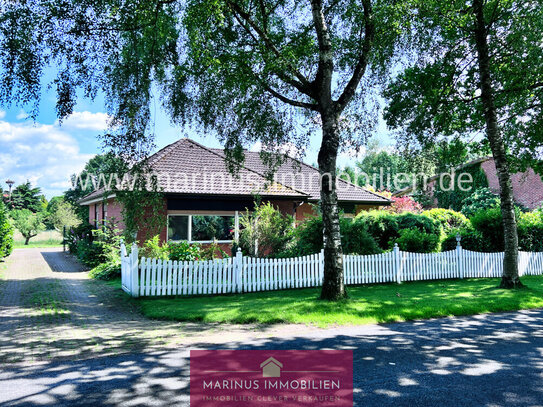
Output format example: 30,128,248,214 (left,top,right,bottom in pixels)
78,139,390,251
